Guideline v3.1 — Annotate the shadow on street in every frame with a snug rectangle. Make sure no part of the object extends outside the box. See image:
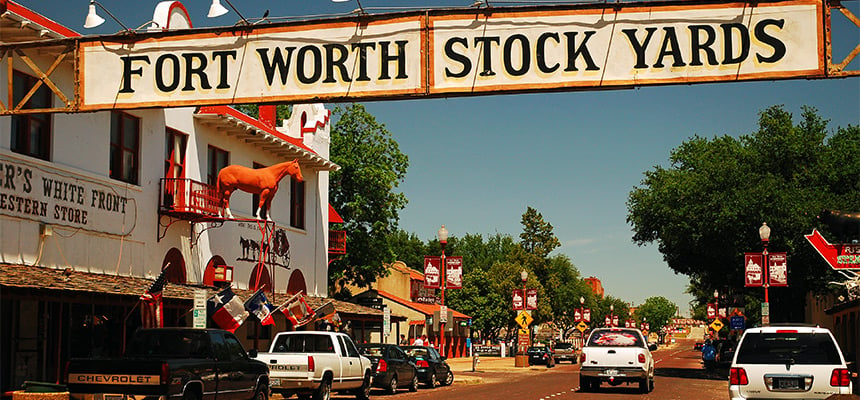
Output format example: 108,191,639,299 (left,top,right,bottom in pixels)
655,366,728,381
